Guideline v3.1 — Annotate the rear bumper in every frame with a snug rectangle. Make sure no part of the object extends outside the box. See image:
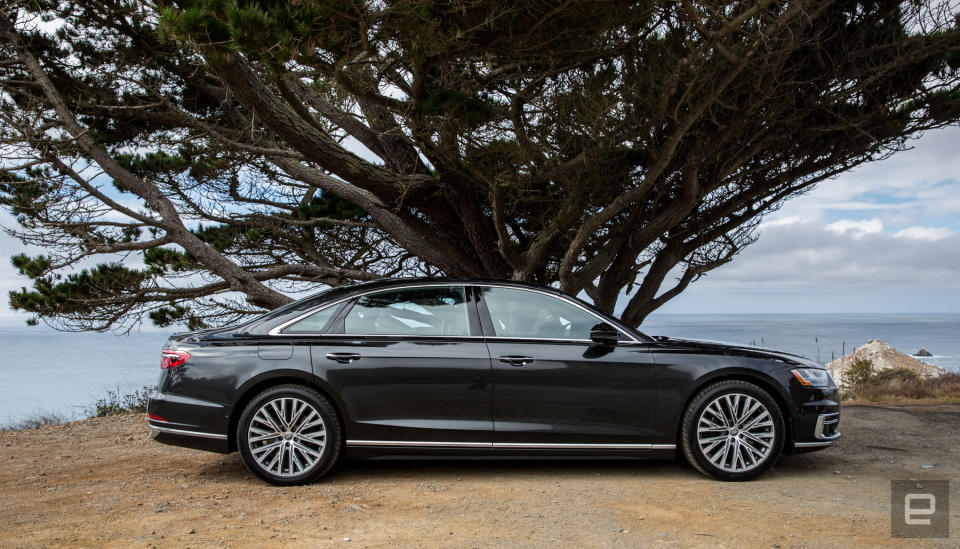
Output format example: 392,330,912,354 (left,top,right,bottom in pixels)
147,391,231,453
148,423,230,453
